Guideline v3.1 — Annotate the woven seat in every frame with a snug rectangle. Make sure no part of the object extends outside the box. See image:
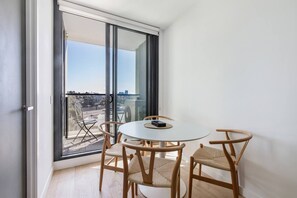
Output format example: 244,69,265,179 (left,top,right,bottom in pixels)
188,129,253,198
122,141,185,198
128,156,176,187
193,146,236,171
